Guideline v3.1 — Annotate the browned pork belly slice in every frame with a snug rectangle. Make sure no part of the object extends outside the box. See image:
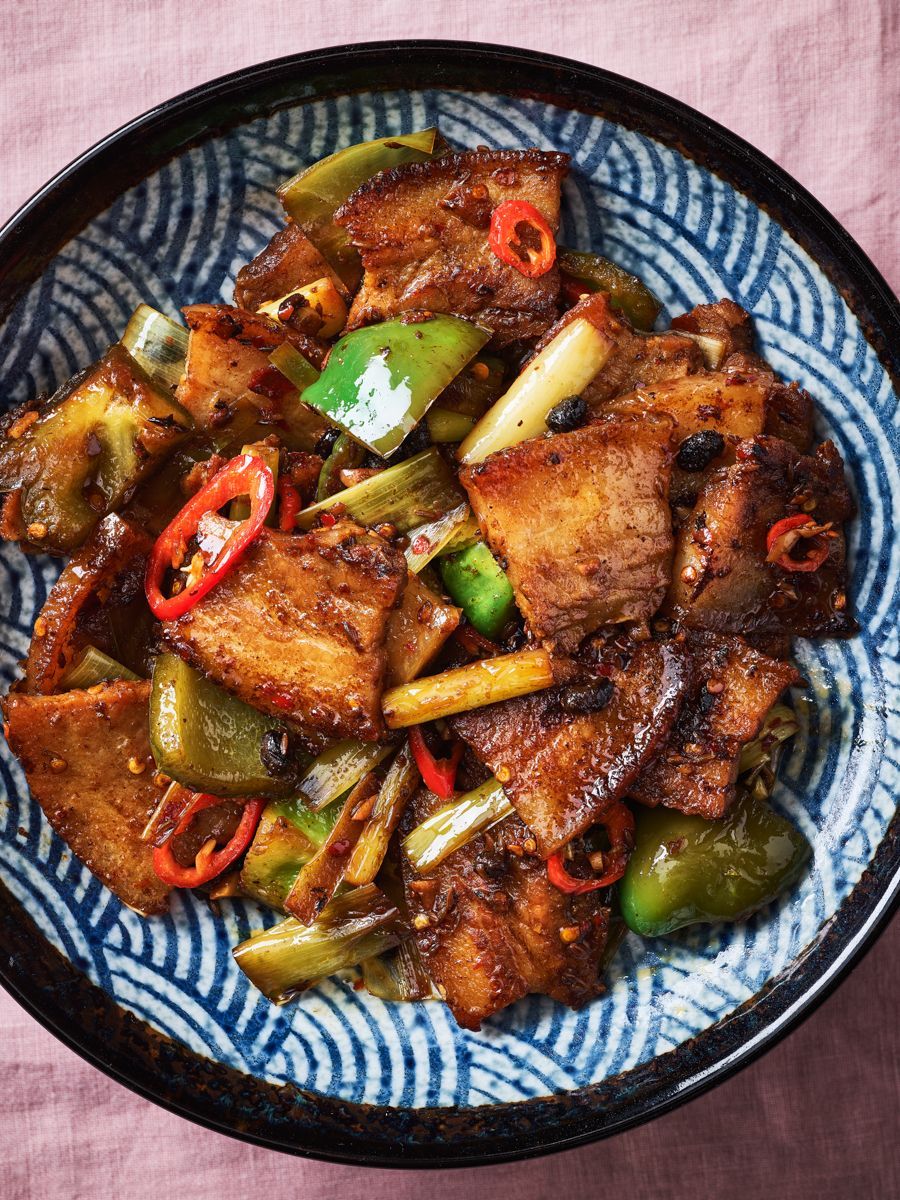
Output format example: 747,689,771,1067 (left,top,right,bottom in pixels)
2,681,169,915
450,641,691,856
602,371,813,508
234,222,346,312
163,521,407,741
460,414,675,651
384,572,460,687
176,304,327,440
665,436,856,638
402,793,609,1029
670,298,756,359
24,513,153,694
631,633,802,819
335,149,569,345
535,292,703,403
